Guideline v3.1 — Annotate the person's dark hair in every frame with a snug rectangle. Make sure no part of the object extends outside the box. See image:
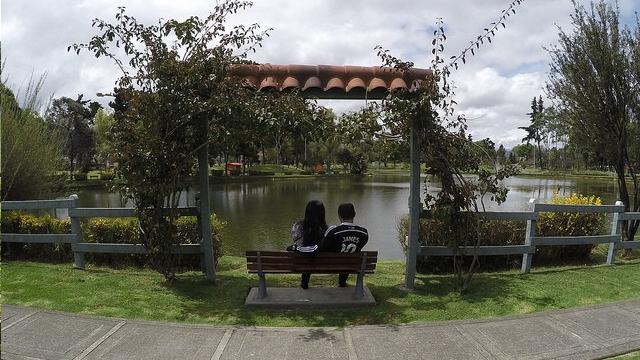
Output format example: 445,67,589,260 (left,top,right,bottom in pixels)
338,203,356,220
302,200,327,246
